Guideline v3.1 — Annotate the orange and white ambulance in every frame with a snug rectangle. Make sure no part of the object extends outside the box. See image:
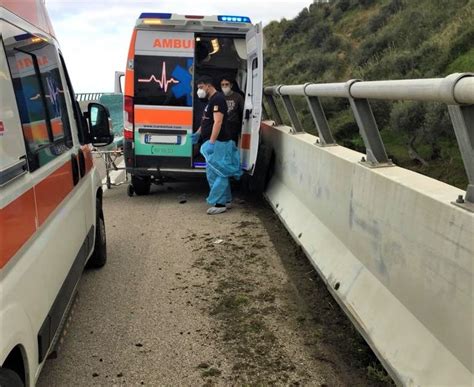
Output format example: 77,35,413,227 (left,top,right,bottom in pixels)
120,13,263,195
0,1,113,385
